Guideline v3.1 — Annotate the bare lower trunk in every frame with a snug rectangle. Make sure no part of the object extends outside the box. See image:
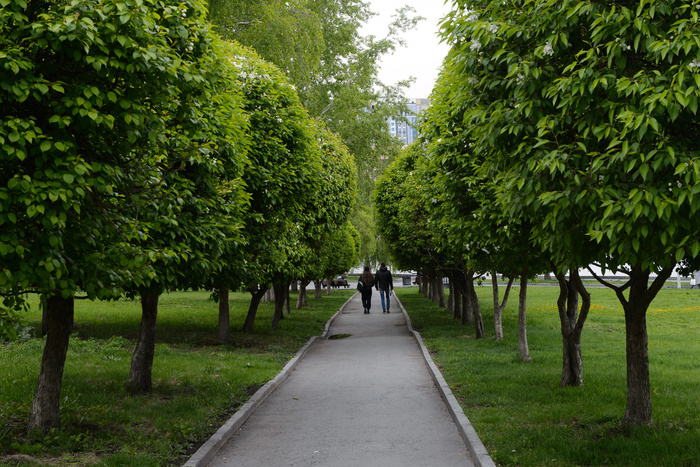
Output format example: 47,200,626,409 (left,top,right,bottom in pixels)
263,286,274,303
461,294,471,324
285,281,291,315
297,280,309,309
314,280,323,299
517,271,531,362
465,273,484,338
326,277,332,296
447,280,454,312
557,273,580,386
127,289,160,394
454,268,474,326
217,287,230,345
453,283,462,321
555,268,591,387
242,287,267,332
623,297,652,426
290,280,298,292
491,272,514,340
618,265,672,426
271,281,286,329
437,275,446,308
29,295,74,431
418,274,427,296
432,272,441,305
